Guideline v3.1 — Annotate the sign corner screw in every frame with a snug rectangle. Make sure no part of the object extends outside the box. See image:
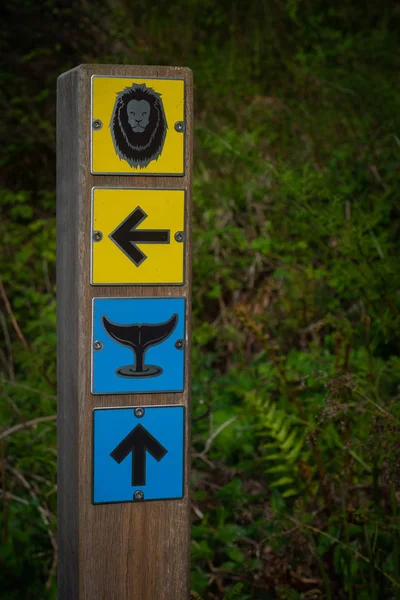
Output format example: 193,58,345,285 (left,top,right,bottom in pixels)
174,231,184,243
174,121,185,132
92,119,102,130
134,490,144,501
134,407,145,418
175,339,184,350
93,340,103,351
